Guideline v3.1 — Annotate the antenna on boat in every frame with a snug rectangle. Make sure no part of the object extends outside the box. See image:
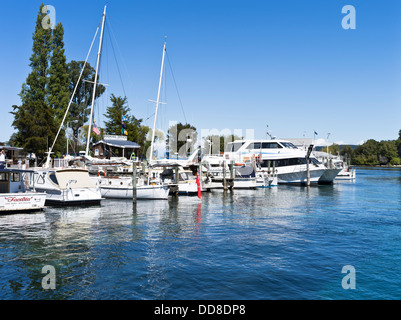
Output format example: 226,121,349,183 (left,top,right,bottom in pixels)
86,5,107,158
149,37,167,162
266,125,274,140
